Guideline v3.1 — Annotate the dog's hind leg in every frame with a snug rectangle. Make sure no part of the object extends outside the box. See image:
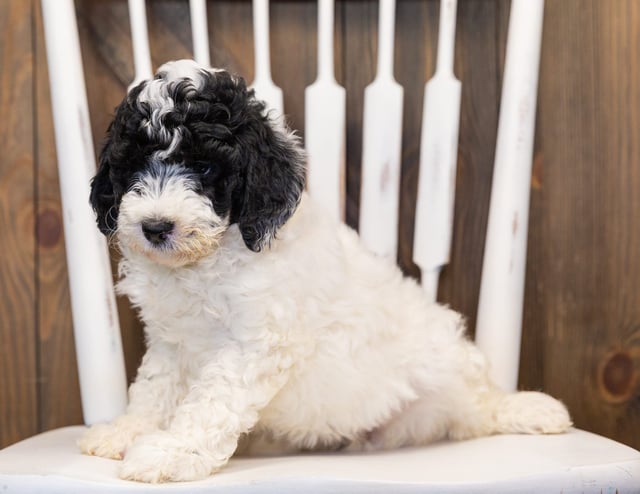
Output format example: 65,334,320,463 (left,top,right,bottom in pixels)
443,341,572,440
350,341,571,452
346,394,459,452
